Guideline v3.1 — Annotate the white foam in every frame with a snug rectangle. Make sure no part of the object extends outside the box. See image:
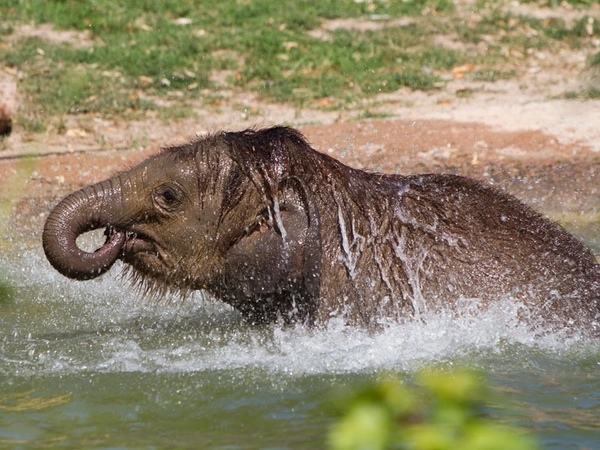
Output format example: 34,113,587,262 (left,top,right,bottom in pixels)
1,248,596,377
